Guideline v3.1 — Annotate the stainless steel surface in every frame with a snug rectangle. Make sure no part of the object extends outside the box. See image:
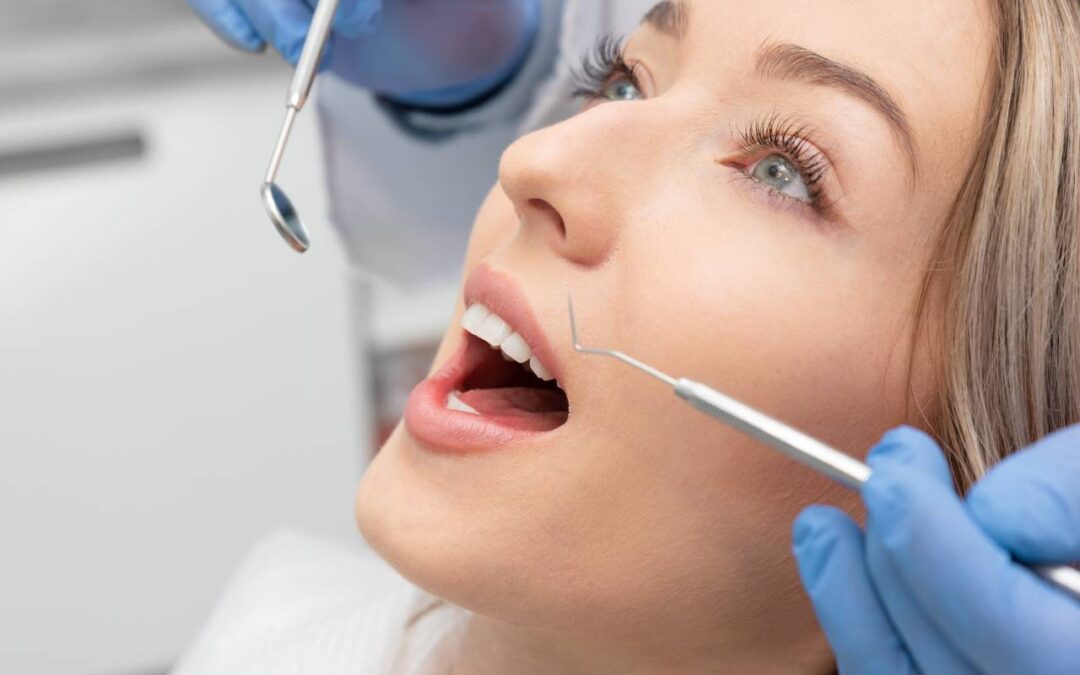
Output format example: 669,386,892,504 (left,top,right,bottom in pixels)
262,181,308,253
265,107,297,185
262,0,340,253
673,379,872,489
1032,565,1080,598
262,107,309,252
566,295,1080,601
568,295,677,387
288,0,341,109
